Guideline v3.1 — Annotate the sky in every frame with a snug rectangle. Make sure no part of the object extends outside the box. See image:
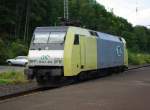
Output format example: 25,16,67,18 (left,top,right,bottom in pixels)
96,0,150,27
